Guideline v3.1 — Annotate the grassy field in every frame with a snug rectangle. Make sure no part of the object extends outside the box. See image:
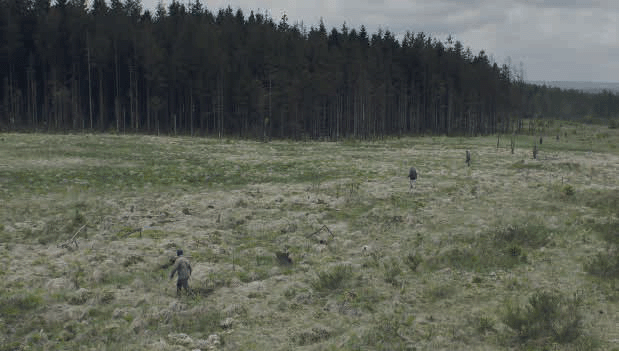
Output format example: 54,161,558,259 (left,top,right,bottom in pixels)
1,121,619,350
